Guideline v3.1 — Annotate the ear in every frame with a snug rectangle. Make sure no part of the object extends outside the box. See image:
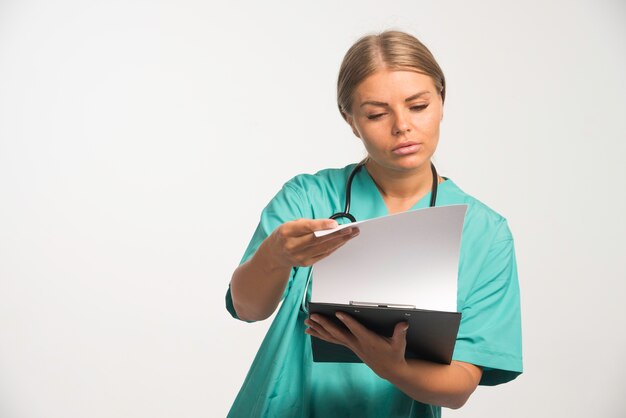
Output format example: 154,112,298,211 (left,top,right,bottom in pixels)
438,93,444,122
343,113,361,139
